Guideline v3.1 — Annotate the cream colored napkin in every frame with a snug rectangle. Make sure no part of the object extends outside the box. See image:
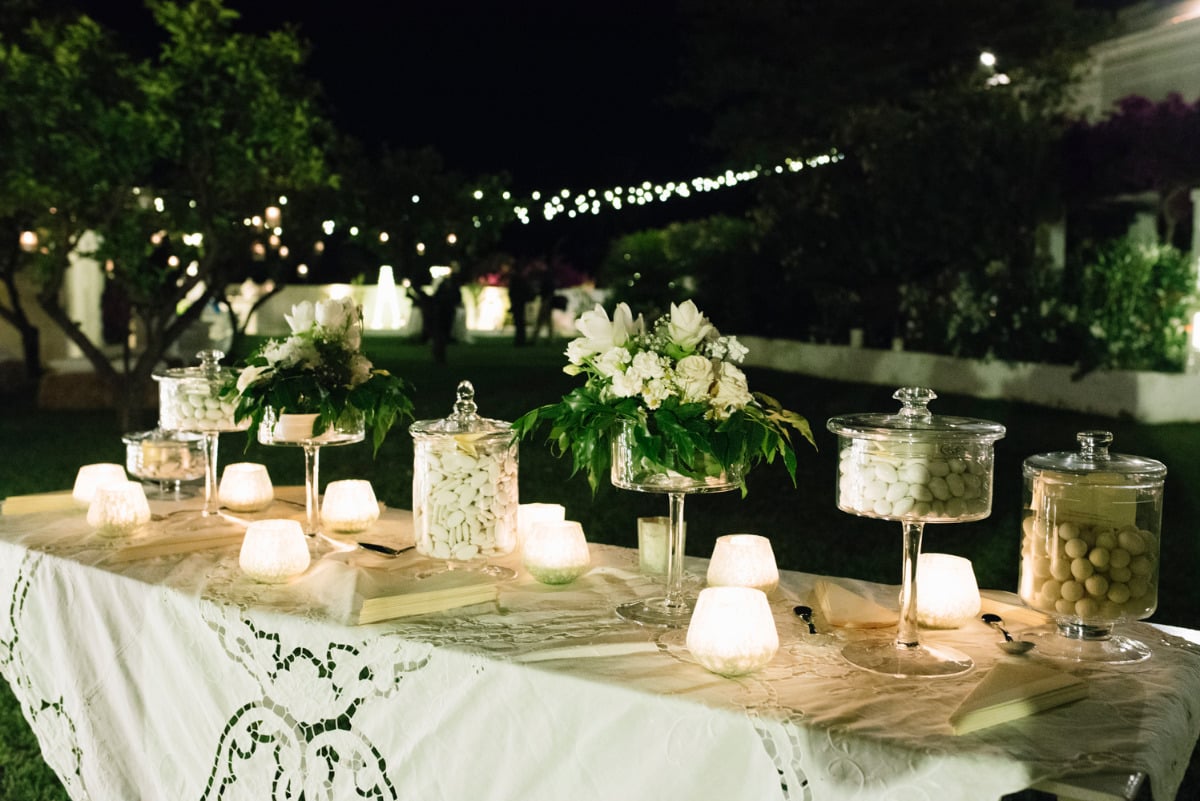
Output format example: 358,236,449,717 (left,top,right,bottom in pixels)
1,491,79,516
812,579,898,628
949,660,1087,735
